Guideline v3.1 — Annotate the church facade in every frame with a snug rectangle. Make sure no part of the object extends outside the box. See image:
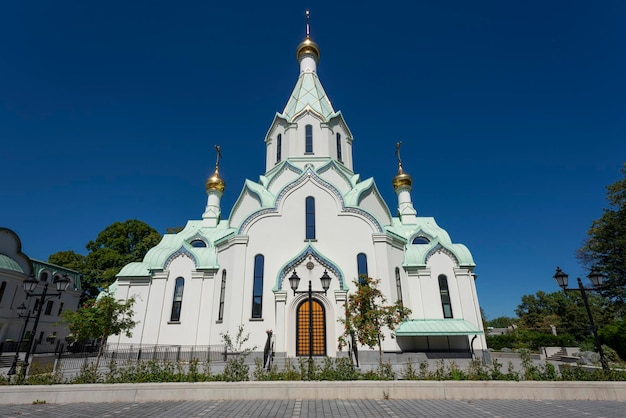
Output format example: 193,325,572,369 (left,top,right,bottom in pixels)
108,28,487,359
